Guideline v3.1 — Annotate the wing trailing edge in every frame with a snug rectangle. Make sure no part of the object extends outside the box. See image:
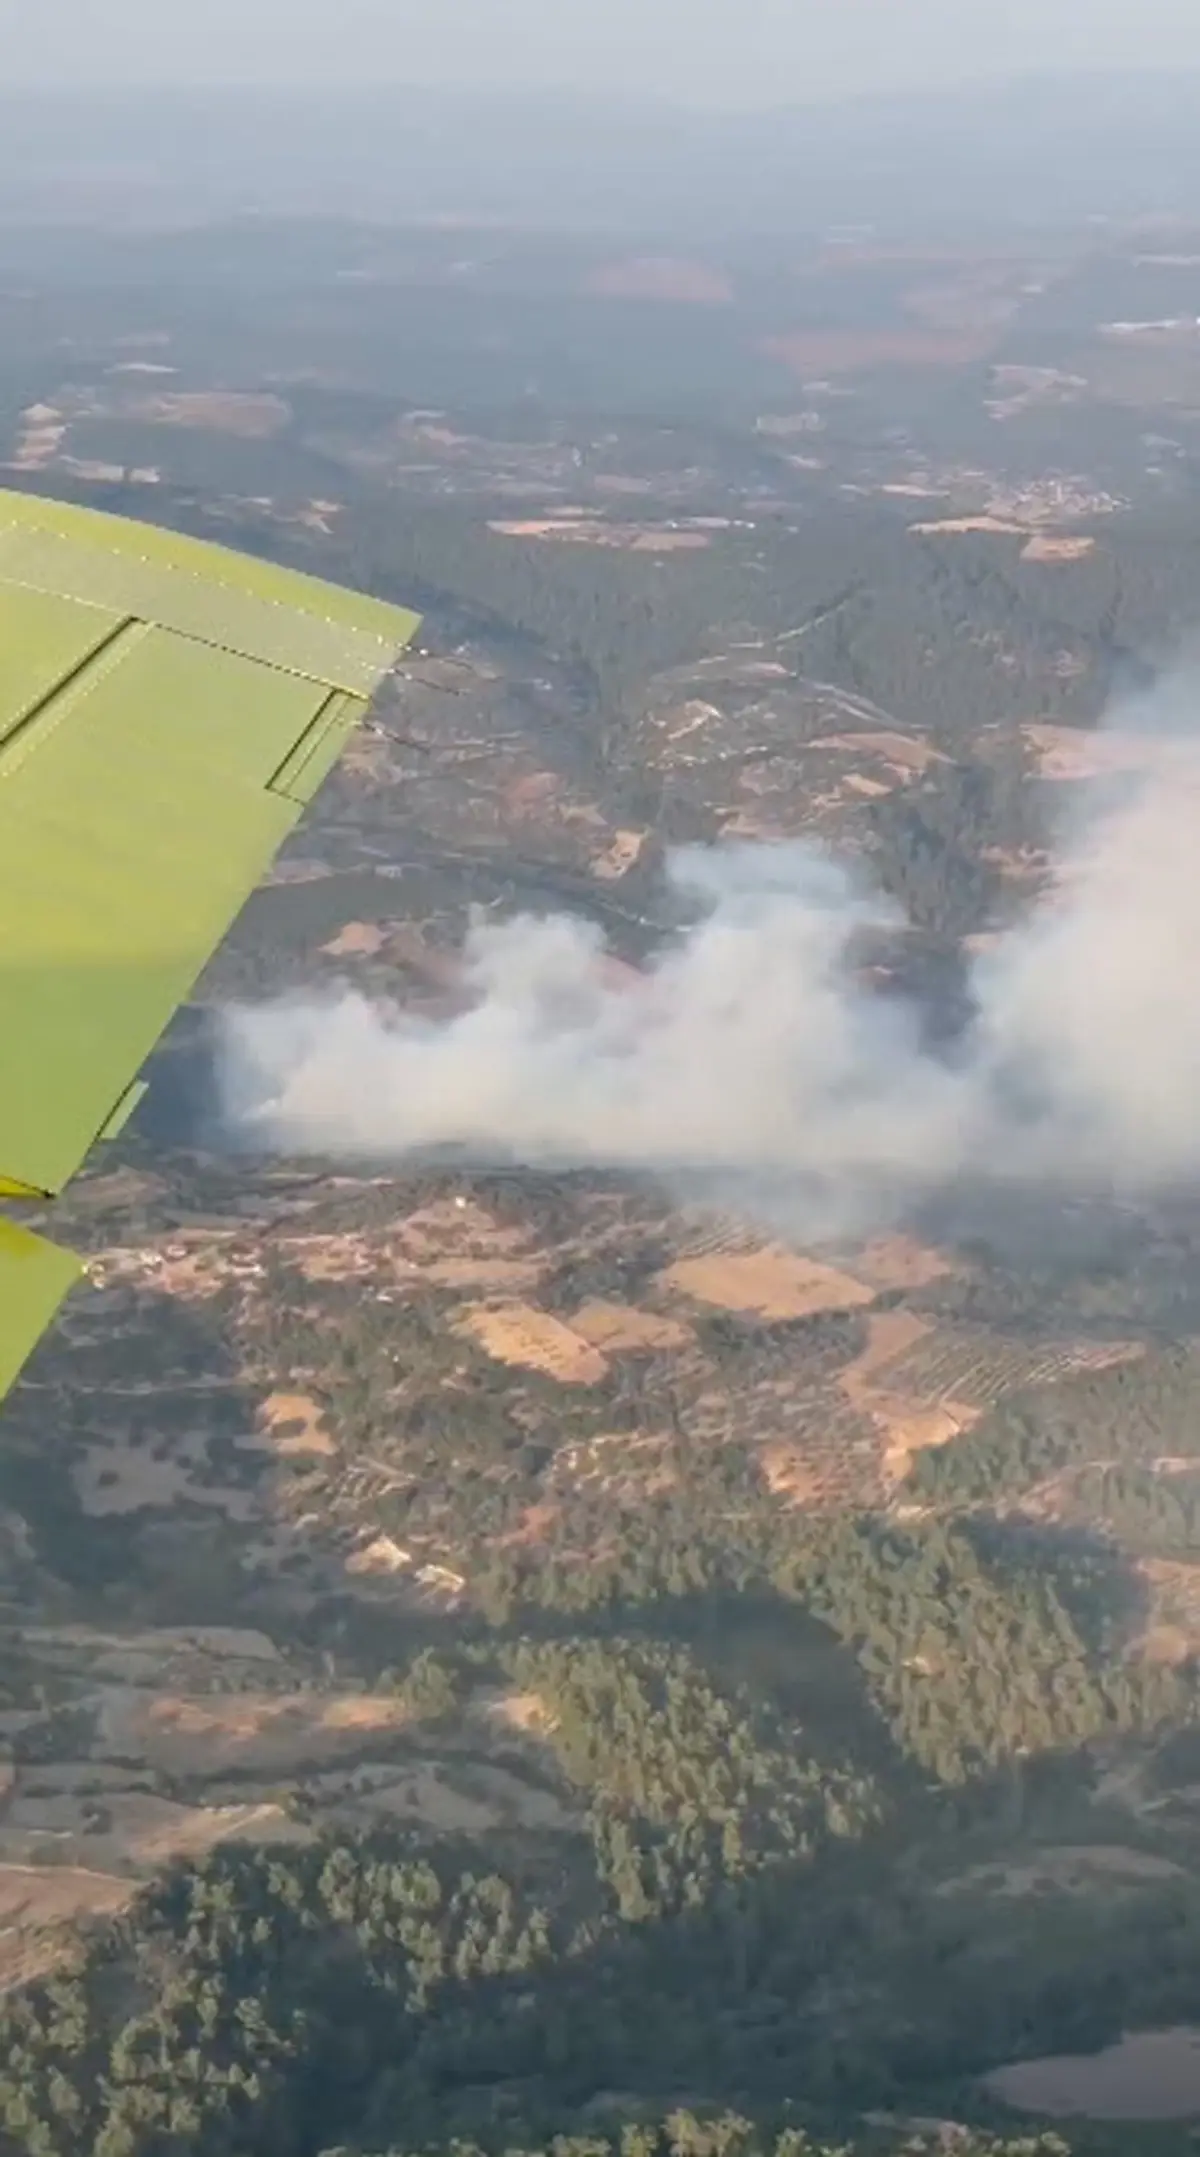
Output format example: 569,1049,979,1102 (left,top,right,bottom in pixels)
0,489,420,1406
